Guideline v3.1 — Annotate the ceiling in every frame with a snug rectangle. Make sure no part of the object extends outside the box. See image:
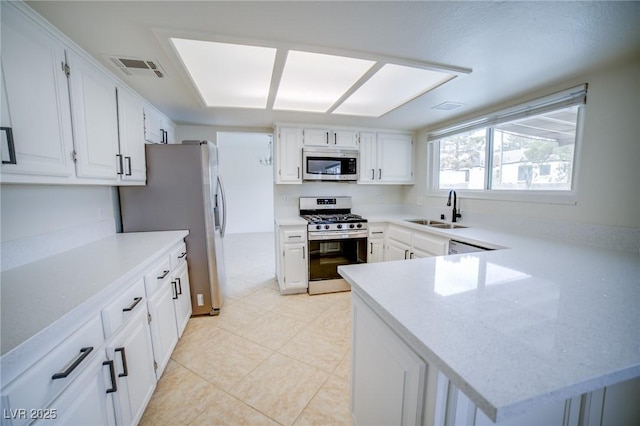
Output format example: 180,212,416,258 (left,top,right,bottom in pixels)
27,1,640,131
